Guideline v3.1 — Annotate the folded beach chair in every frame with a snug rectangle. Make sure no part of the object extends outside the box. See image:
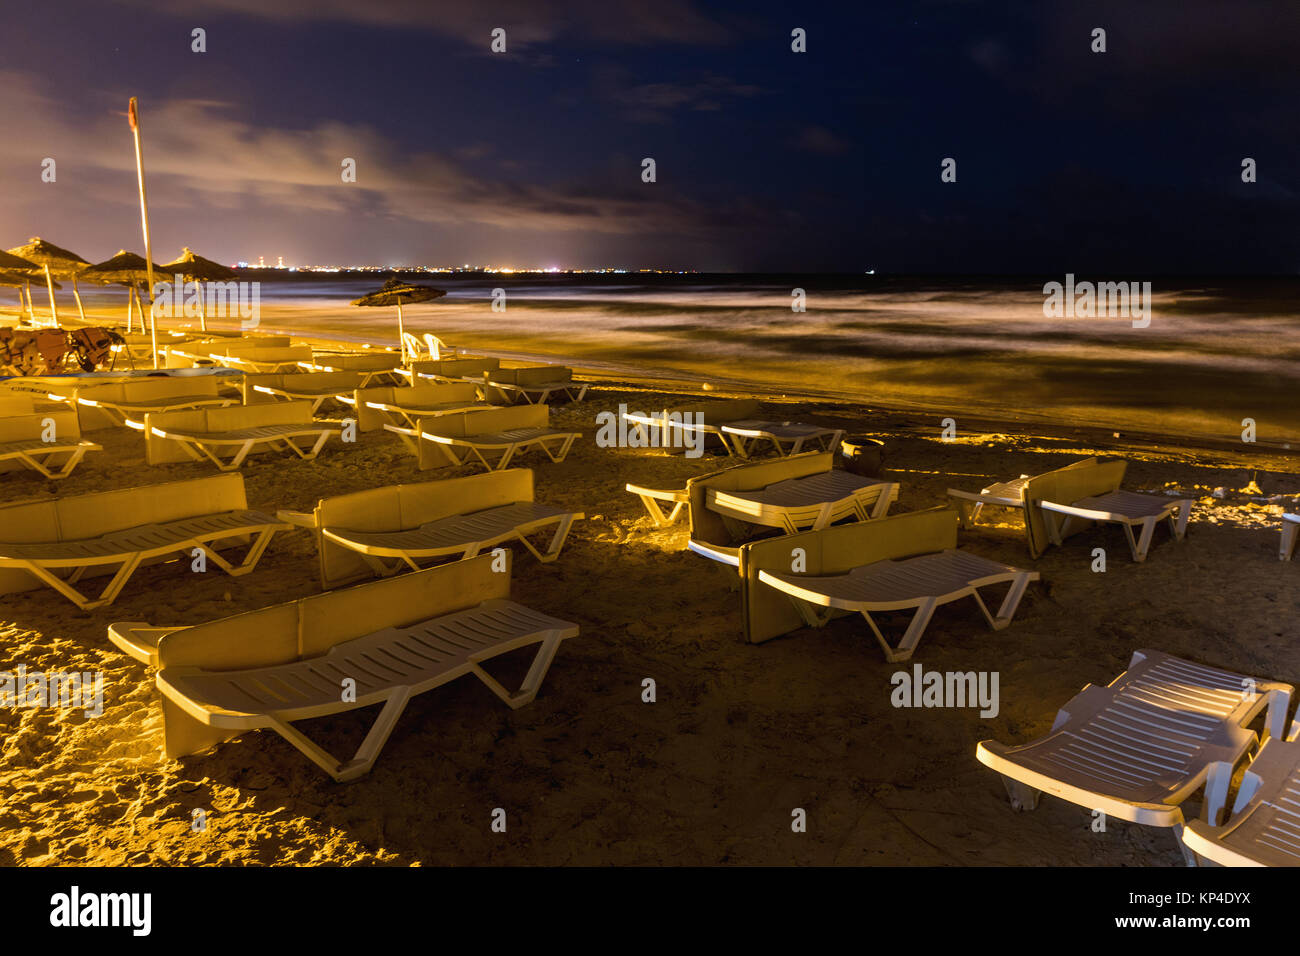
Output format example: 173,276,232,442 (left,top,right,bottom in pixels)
1282,514,1299,562
686,451,899,568
106,553,577,781
739,506,1037,659
0,410,101,480
385,405,580,472
297,351,405,386
1023,459,1192,561
146,401,340,471
480,366,589,405
1181,721,1300,866
242,371,364,414
399,357,501,385
58,375,236,429
349,382,488,432
977,649,1292,862
0,473,288,608
947,457,1098,537
208,344,315,374
276,468,583,588
718,421,845,459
